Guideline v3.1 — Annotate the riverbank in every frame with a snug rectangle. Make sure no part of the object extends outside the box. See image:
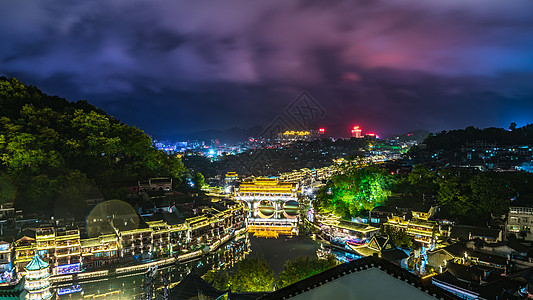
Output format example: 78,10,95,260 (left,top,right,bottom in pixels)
50,227,248,285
